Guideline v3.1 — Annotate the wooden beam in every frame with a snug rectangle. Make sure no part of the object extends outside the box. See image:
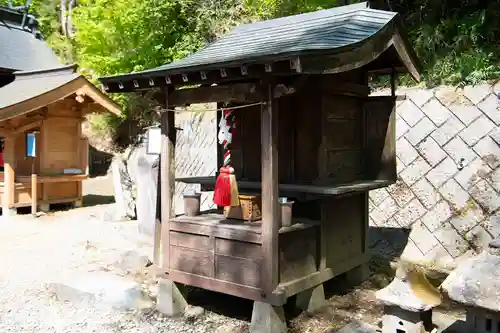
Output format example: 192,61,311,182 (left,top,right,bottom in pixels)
157,88,176,269
0,129,13,137
322,82,371,97
260,82,280,295
2,136,15,212
13,119,42,135
278,254,368,298
169,83,263,106
169,269,286,306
